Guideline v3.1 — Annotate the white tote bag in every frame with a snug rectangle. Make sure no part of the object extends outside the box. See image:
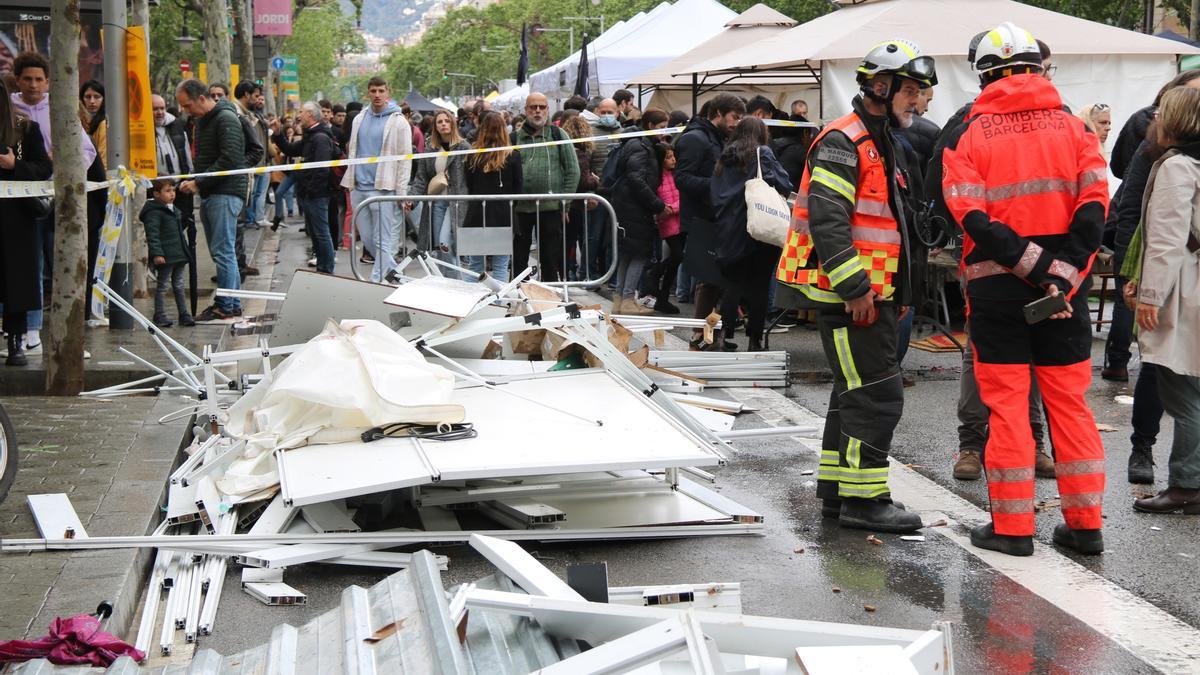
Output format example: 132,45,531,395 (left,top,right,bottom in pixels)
745,146,791,247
